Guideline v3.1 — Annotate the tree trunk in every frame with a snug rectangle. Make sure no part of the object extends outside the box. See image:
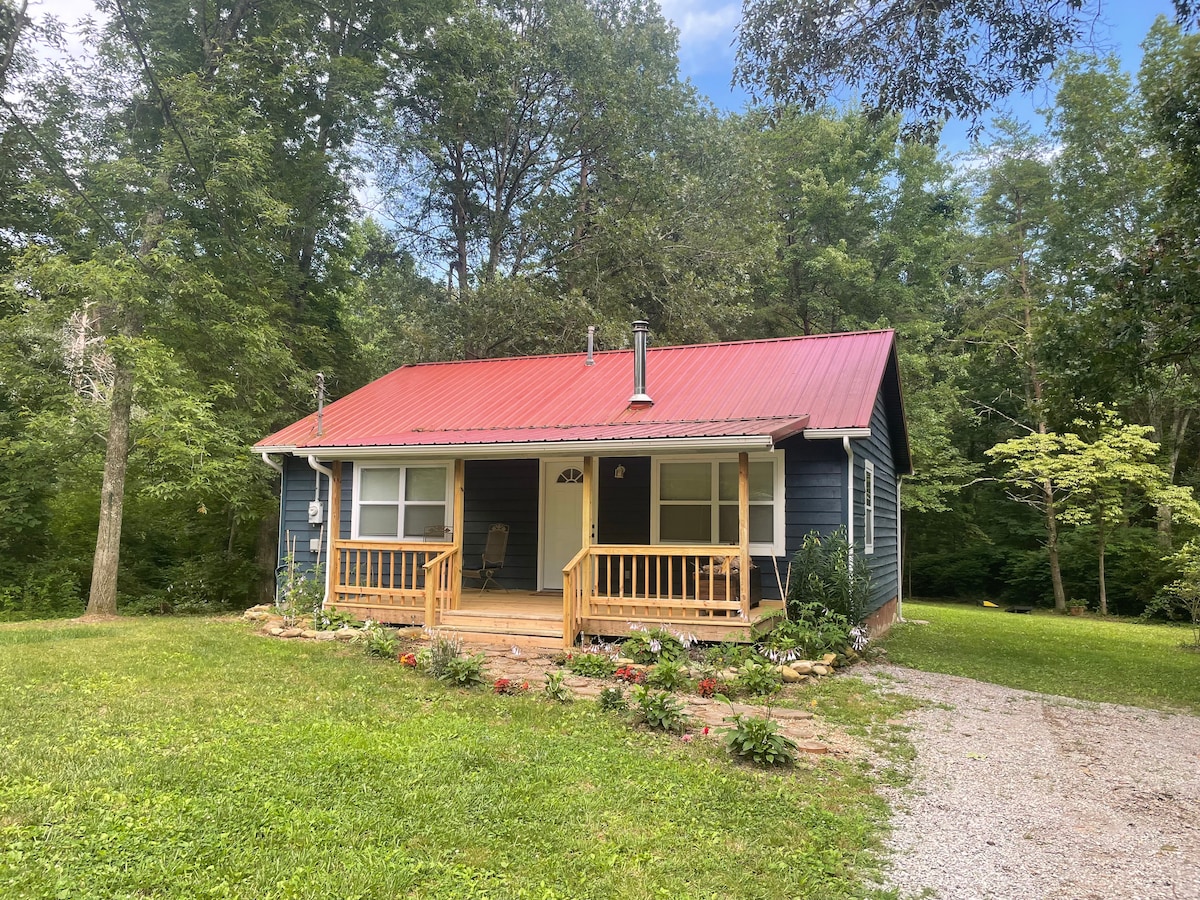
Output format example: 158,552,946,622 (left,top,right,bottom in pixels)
254,505,280,605
1097,523,1108,616
86,359,134,616
1044,479,1066,611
